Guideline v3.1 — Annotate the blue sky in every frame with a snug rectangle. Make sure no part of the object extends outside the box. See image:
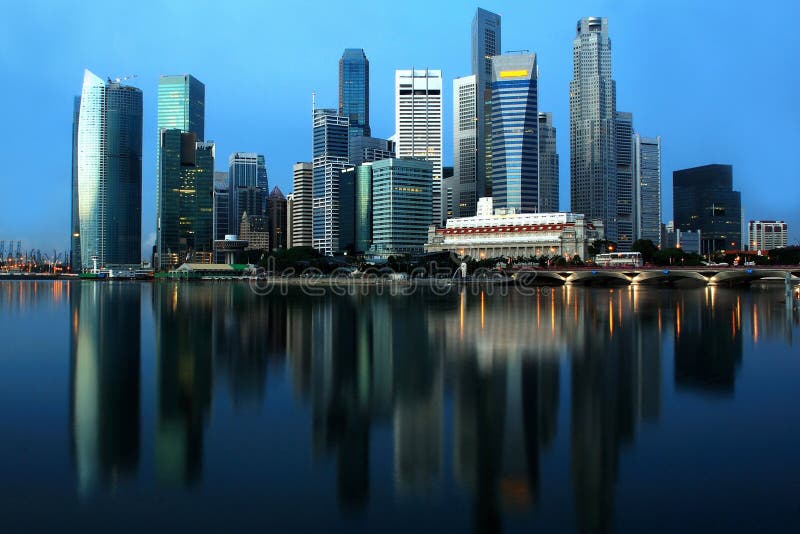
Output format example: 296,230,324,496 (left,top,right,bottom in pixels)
0,0,797,257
